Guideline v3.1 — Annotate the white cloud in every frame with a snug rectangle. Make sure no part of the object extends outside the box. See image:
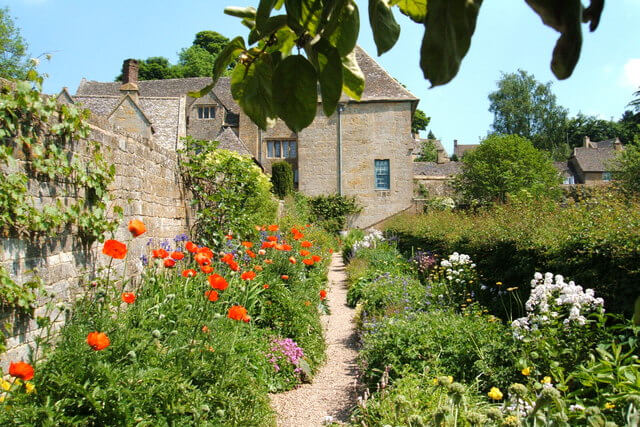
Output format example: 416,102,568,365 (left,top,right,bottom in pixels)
621,58,640,89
